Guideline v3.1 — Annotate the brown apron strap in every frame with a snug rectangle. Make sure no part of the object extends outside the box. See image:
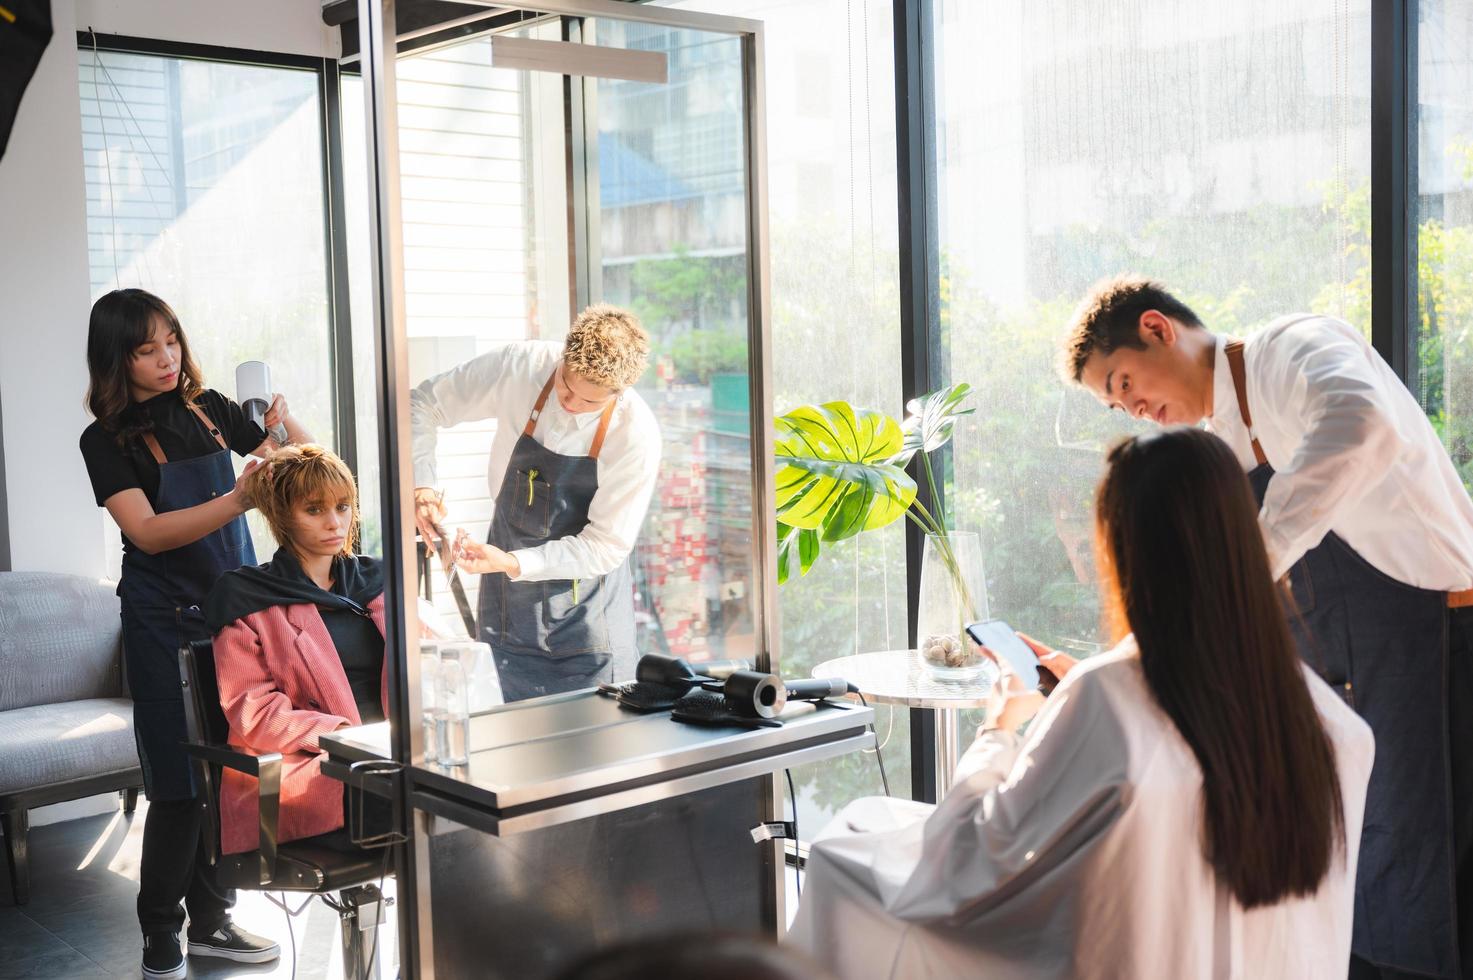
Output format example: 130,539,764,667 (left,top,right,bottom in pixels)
523,371,557,438
187,401,229,451
140,431,167,465
588,398,617,461
1223,340,1268,467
